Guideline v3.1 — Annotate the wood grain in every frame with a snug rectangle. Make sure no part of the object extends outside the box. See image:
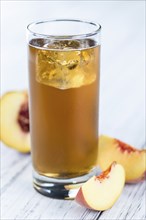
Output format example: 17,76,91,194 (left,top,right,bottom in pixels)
1,127,145,220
